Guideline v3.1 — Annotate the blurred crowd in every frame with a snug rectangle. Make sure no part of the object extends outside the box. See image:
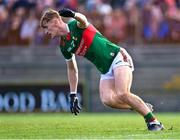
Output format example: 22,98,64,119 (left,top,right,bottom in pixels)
0,0,180,47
